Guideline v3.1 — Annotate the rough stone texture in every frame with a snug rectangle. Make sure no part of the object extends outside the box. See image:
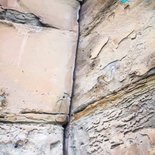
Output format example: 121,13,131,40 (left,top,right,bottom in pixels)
72,0,155,113
0,123,63,155
69,73,155,155
0,0,155,155
0,0,80,123
0,1,80,154
68,0,155,154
